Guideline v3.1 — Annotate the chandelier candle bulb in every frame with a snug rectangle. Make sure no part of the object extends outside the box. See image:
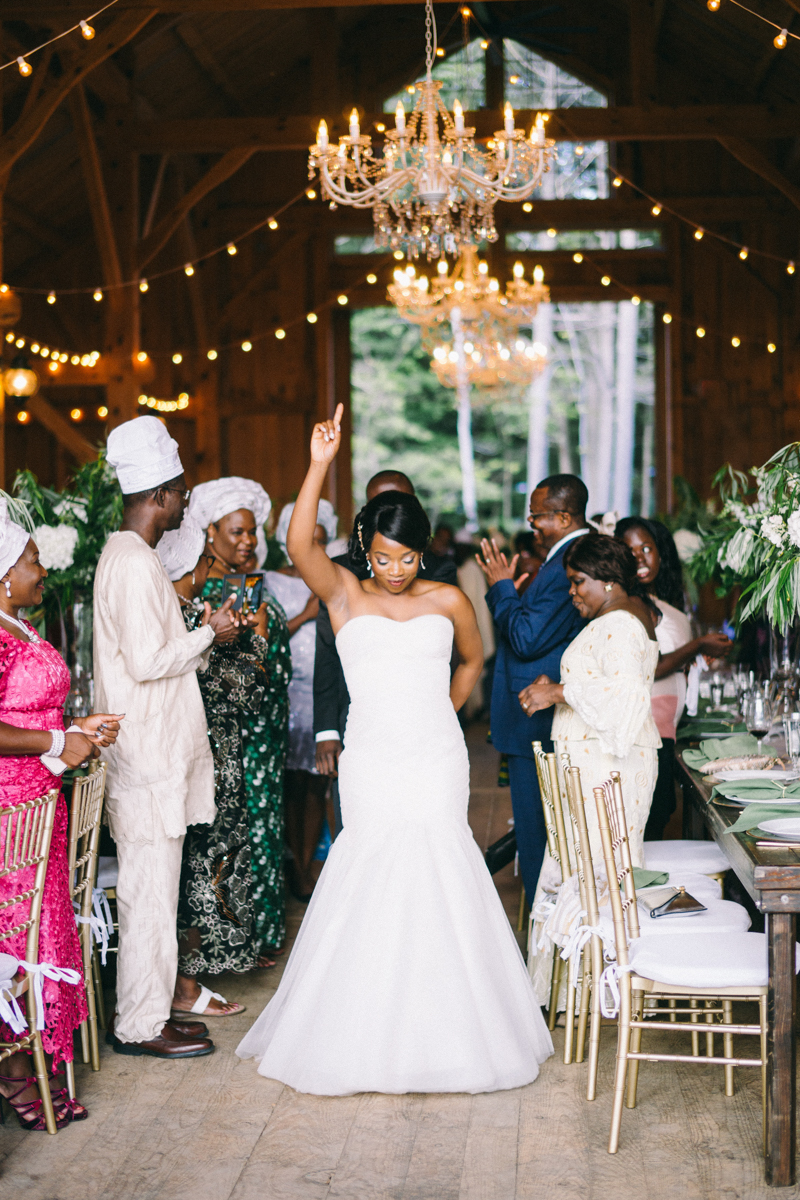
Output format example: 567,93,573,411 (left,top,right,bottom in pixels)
349,110,360,139
504,103,515,136
523,202,533,212
395,102,406,135
478,261,489,275
317,121,329,149
480,39,489,49
453,100,464,134
534,265,544,282
513,262,524,278
707,0,721,8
